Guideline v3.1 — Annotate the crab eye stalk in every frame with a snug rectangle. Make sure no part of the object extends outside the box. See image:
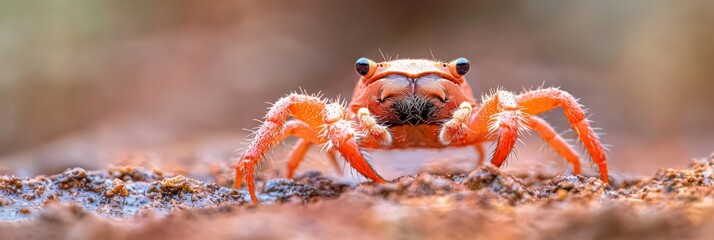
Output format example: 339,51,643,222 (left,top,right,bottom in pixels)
448,57,470,78
355,57,376,78
355,58,370,75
